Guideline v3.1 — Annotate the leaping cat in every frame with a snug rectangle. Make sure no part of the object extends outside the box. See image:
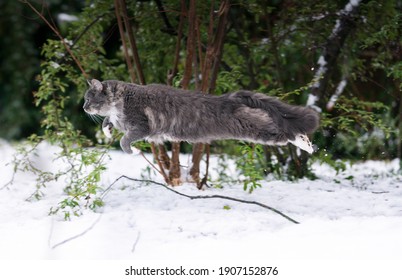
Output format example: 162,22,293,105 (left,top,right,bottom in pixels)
83,79,319,154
